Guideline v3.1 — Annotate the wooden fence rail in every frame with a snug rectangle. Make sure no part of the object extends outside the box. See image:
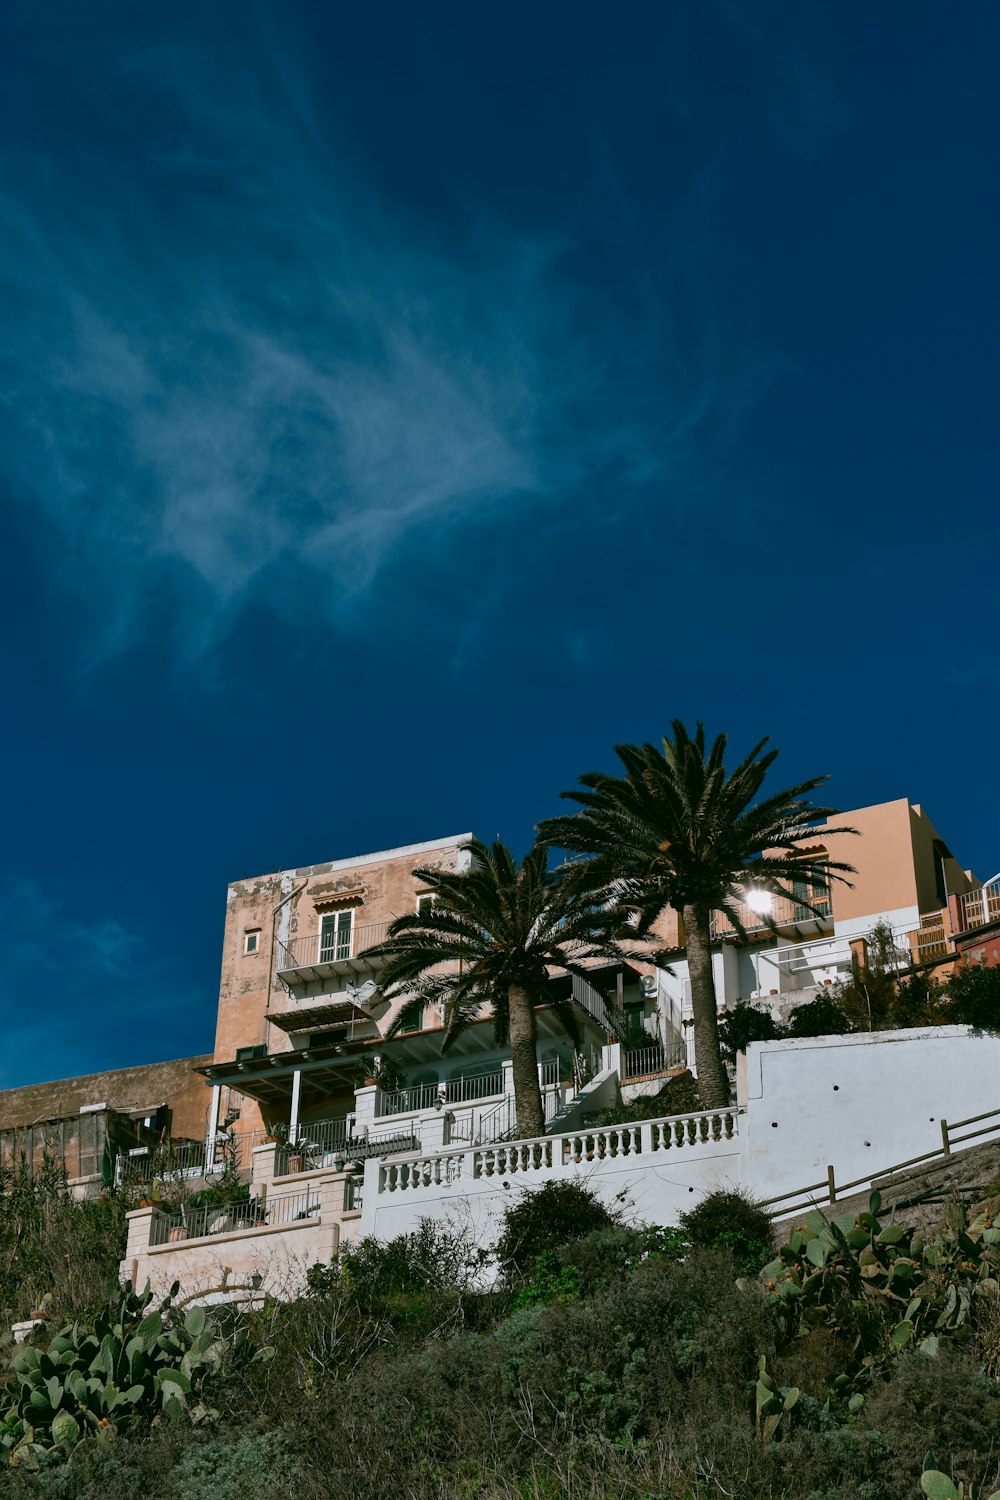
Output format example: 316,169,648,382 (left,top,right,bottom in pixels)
759,1104,1000,1221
